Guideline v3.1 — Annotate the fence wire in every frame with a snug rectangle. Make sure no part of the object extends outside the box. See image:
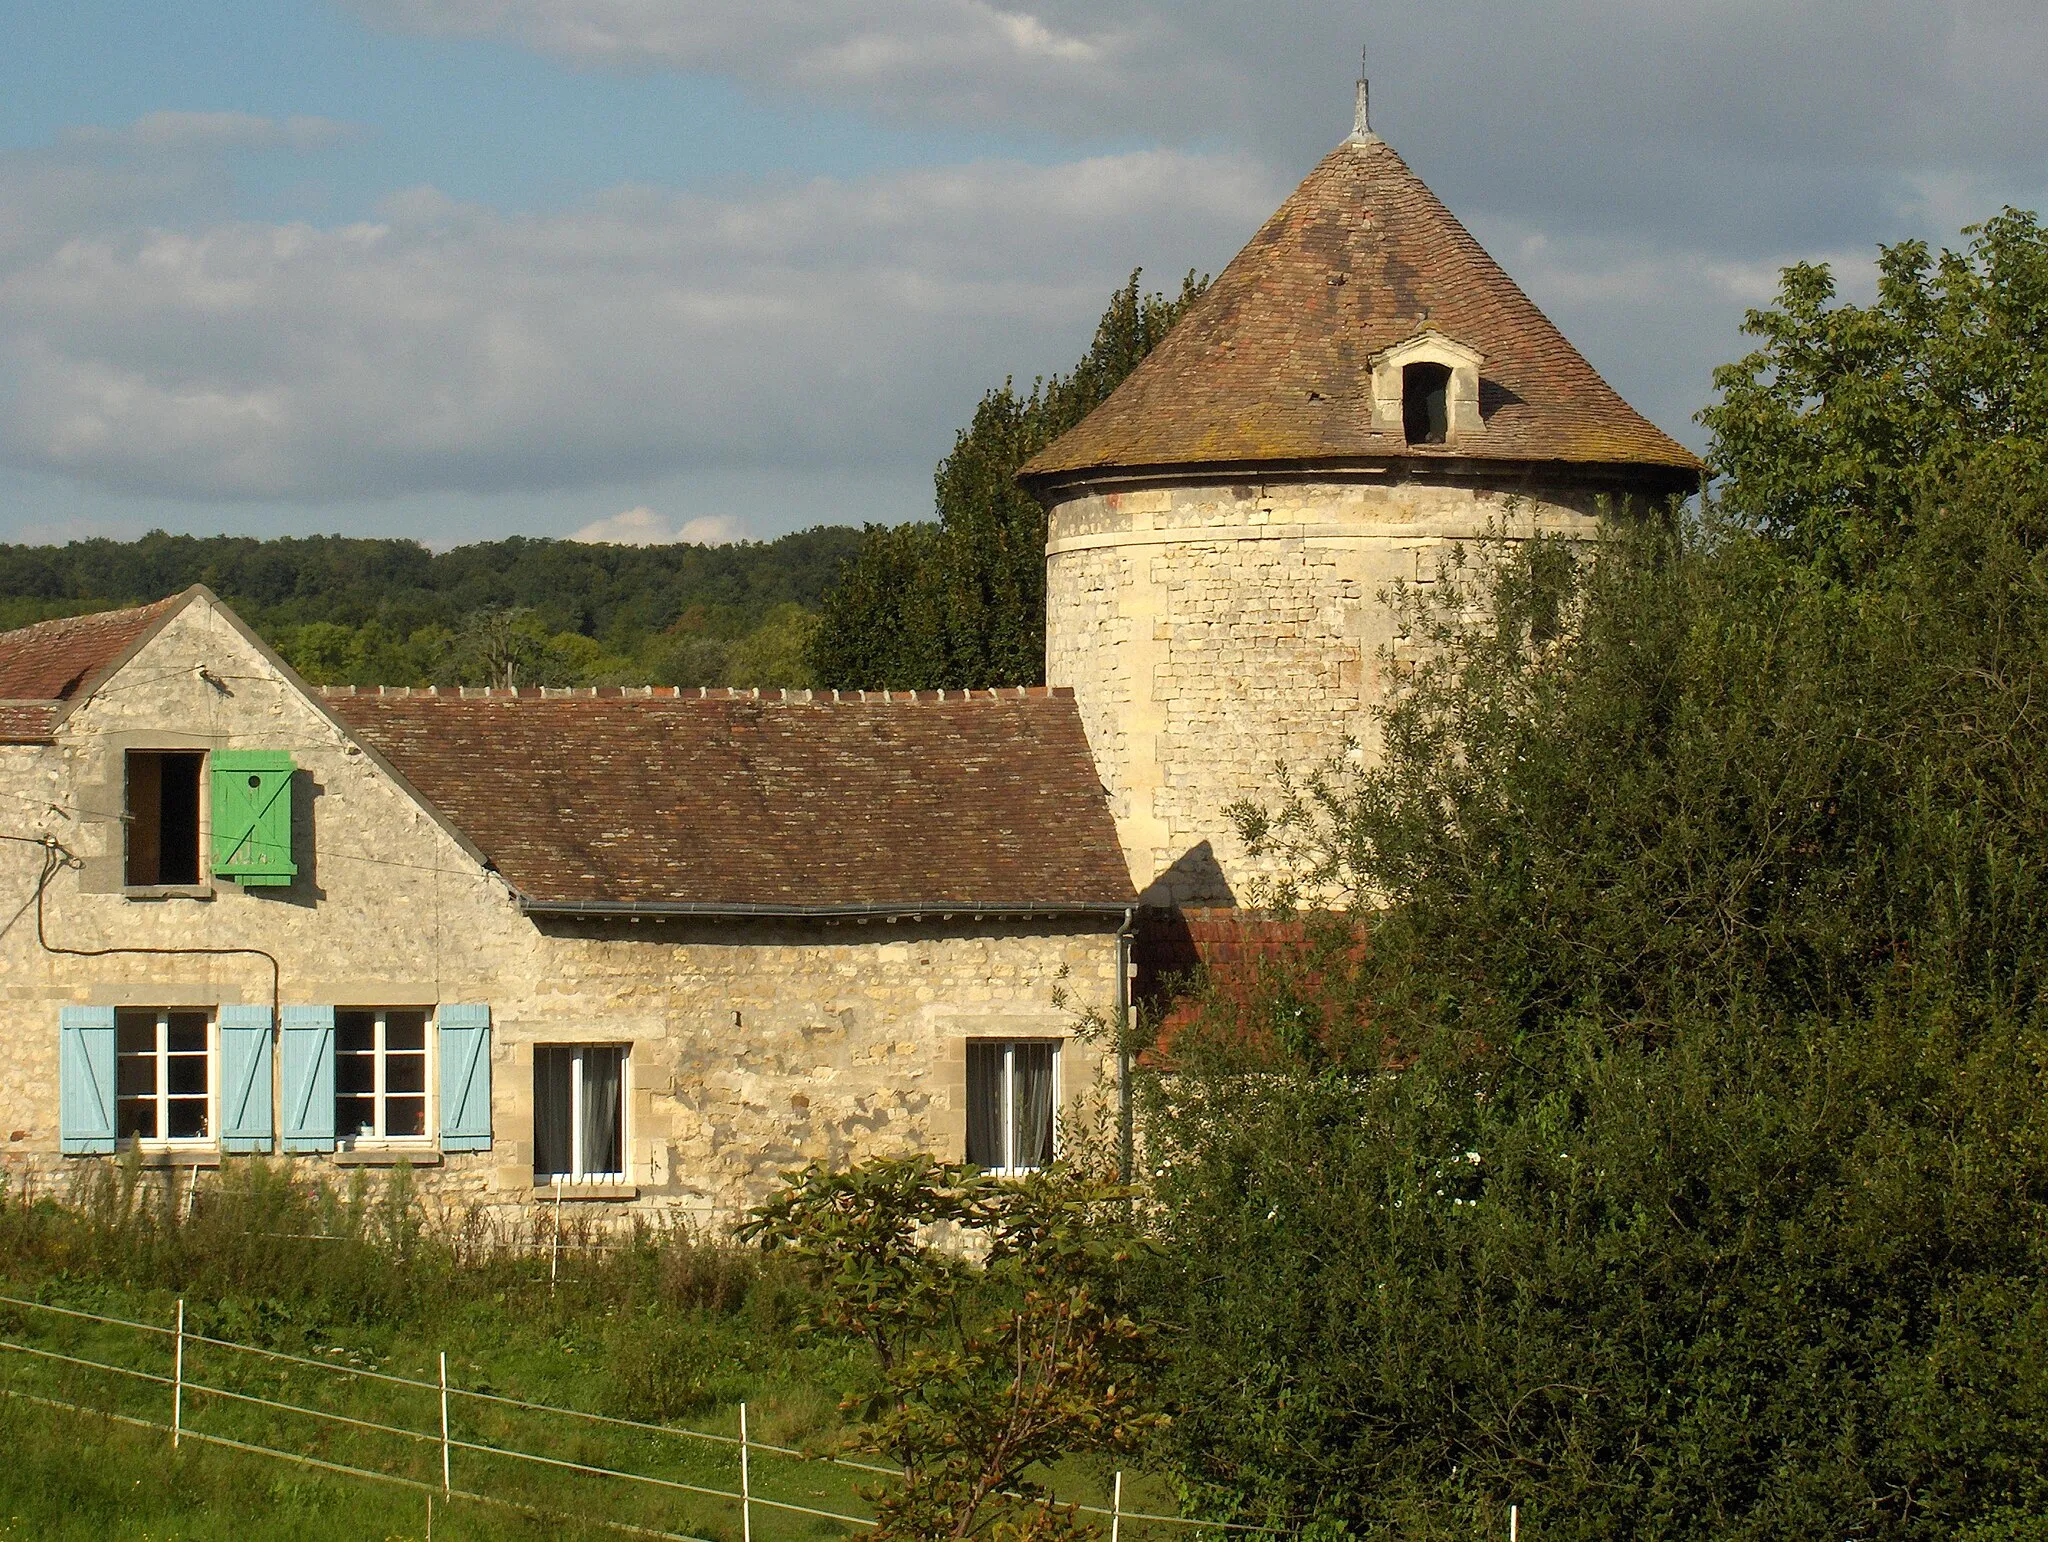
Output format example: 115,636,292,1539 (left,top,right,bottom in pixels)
0,1290,1285,1538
